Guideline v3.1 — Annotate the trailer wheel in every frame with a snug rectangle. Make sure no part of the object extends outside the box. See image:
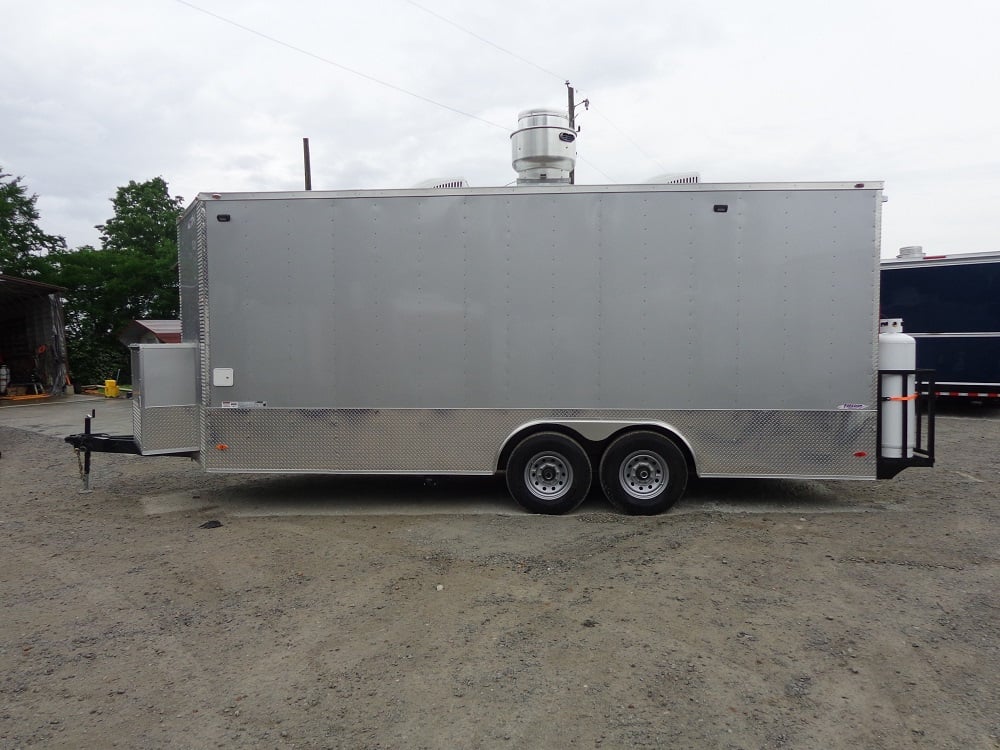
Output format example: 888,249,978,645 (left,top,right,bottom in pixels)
505,432,592,515
600,431,688,515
